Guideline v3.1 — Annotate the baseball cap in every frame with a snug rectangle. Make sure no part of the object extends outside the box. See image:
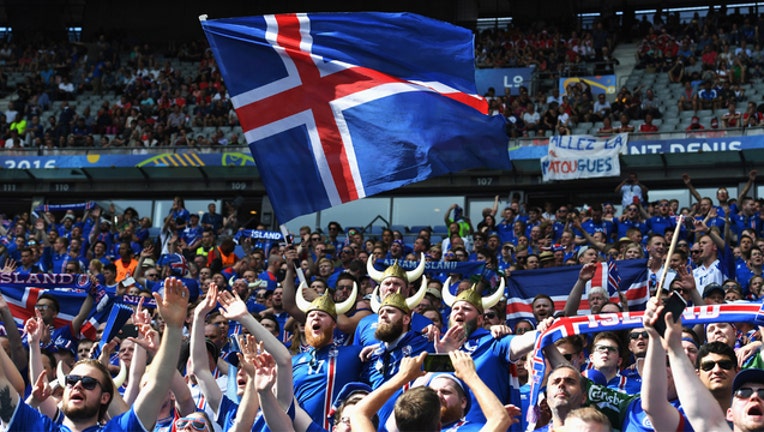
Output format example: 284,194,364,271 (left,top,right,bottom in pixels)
577,246,590,259
732,368,764,394
426,286,442,299
702,283,724,299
